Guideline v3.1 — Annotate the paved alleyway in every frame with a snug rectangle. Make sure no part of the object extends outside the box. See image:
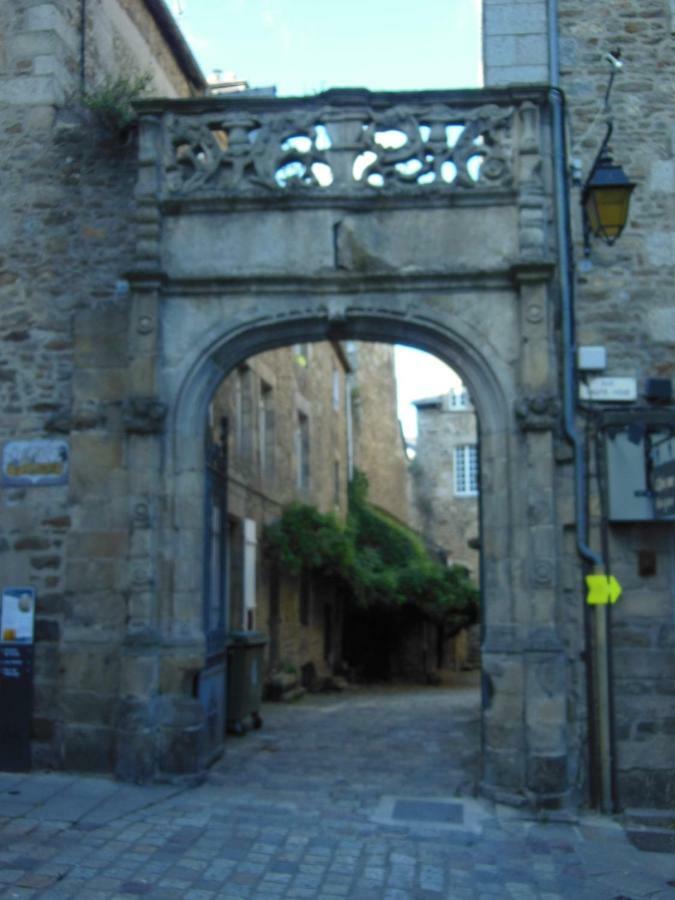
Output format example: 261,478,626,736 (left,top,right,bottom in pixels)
0,684,673,899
